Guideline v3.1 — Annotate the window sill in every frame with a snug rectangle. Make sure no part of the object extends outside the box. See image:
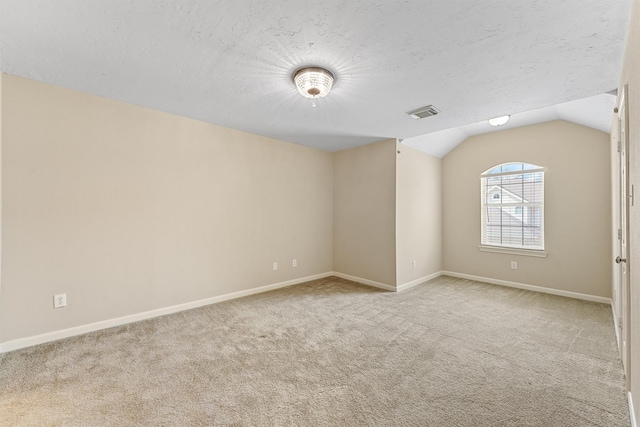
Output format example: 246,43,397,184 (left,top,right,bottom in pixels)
478,245,548,258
